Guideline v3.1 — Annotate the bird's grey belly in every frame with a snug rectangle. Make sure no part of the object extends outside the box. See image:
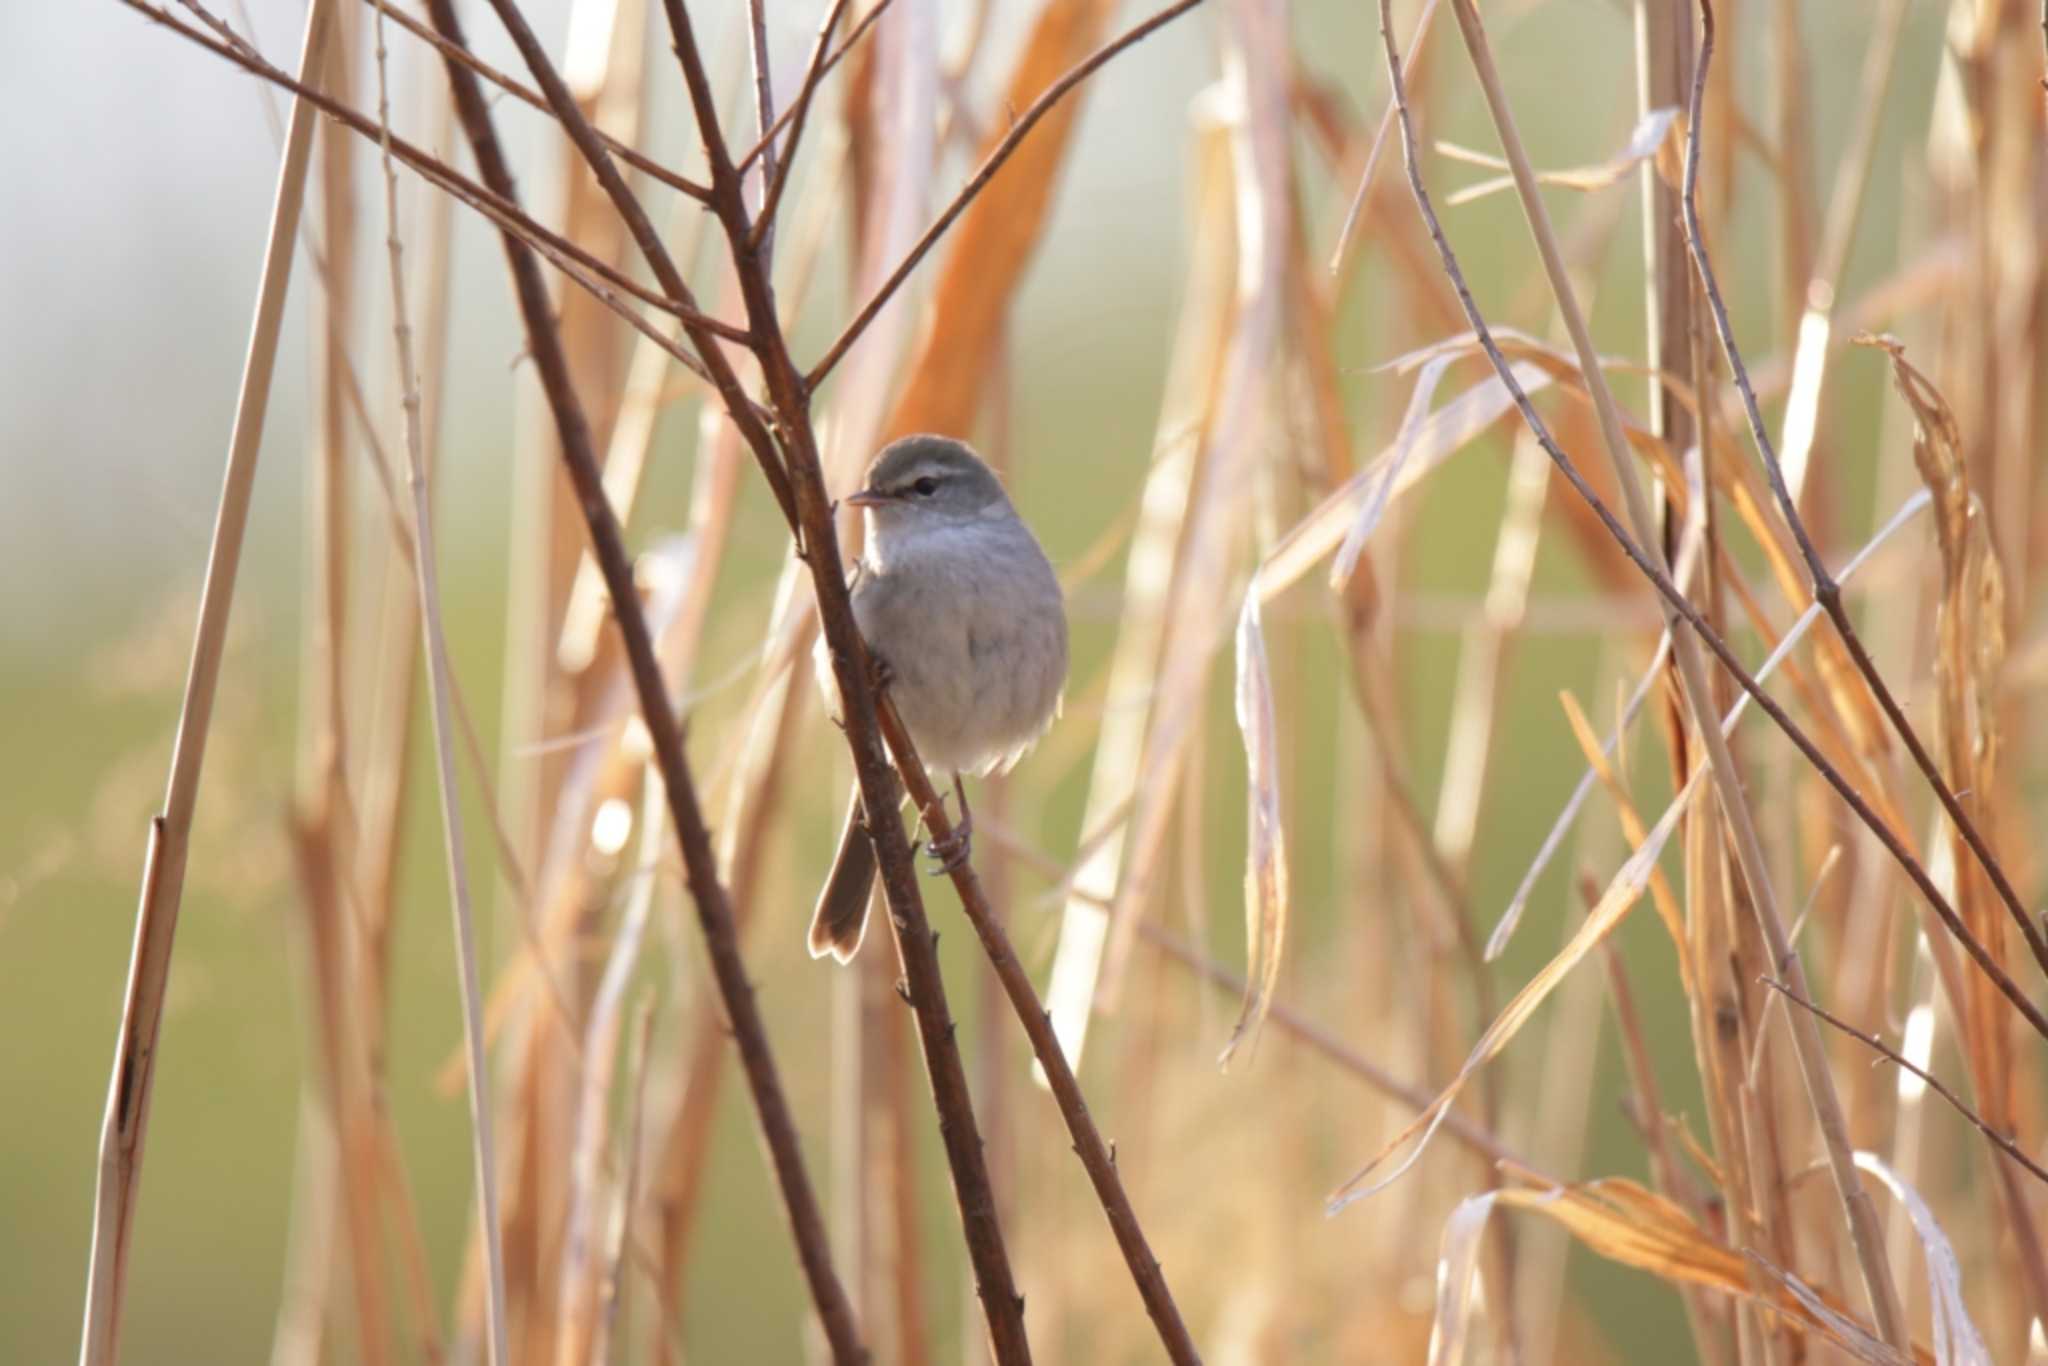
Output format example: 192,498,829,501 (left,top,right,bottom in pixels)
853,543,1066,775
